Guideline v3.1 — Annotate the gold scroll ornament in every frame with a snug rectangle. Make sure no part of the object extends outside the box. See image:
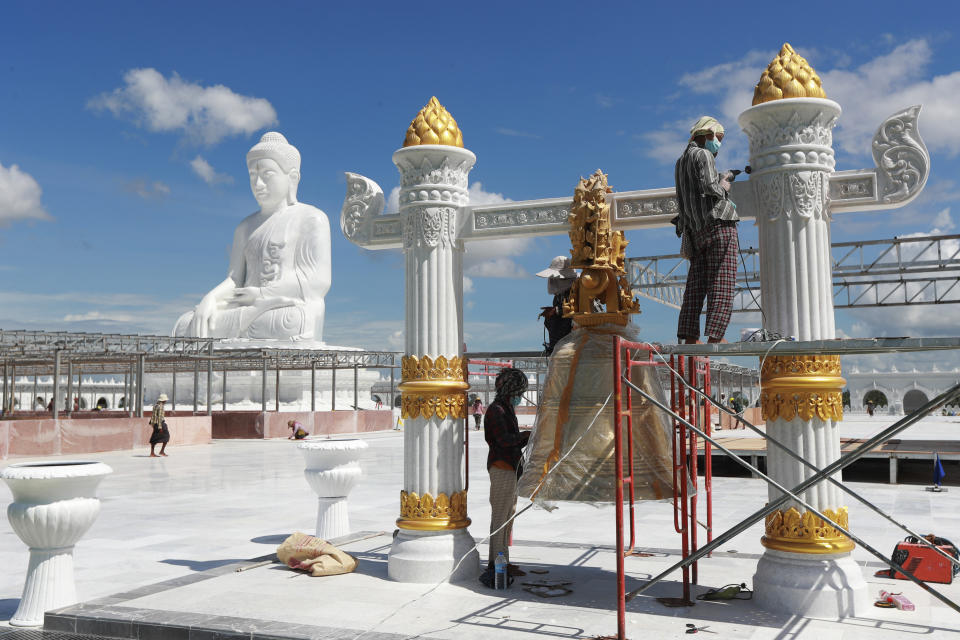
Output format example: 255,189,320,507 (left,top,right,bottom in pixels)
398,489,470,531
399,355,468,420
760,355,844,422
763,506,854,554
